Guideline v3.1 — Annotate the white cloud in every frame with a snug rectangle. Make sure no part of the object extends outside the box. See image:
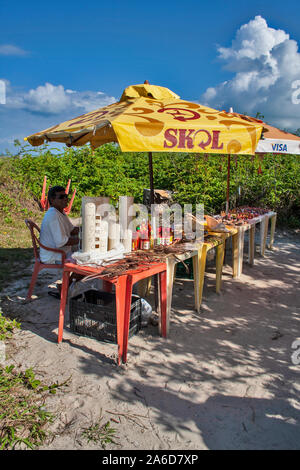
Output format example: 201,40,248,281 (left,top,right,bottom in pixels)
24,83,71,114
0,82,117,152
0,44,29,56
201,16,300,131
5,82,116,115
218,16,288,65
